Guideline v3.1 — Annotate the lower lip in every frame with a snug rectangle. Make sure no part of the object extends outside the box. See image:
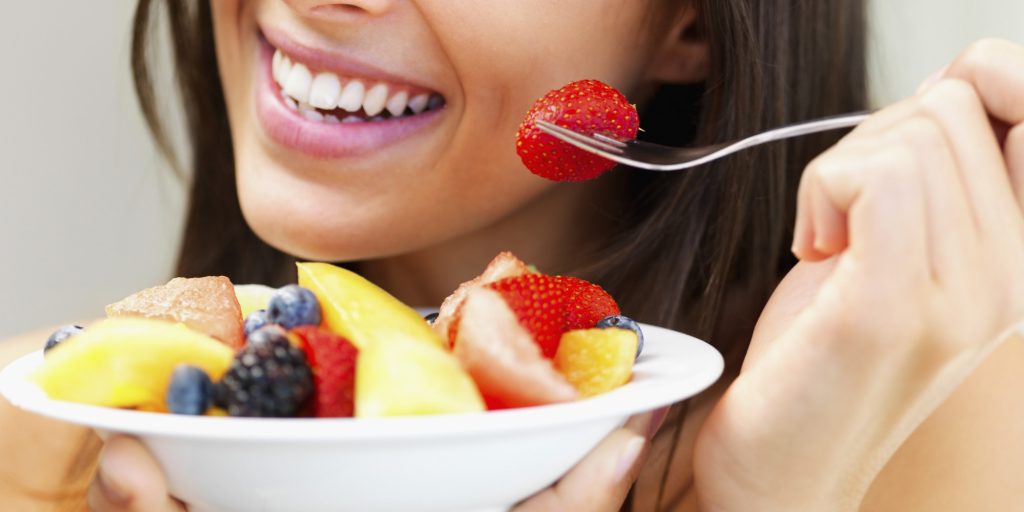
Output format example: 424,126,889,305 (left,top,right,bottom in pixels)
254,40,444,159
